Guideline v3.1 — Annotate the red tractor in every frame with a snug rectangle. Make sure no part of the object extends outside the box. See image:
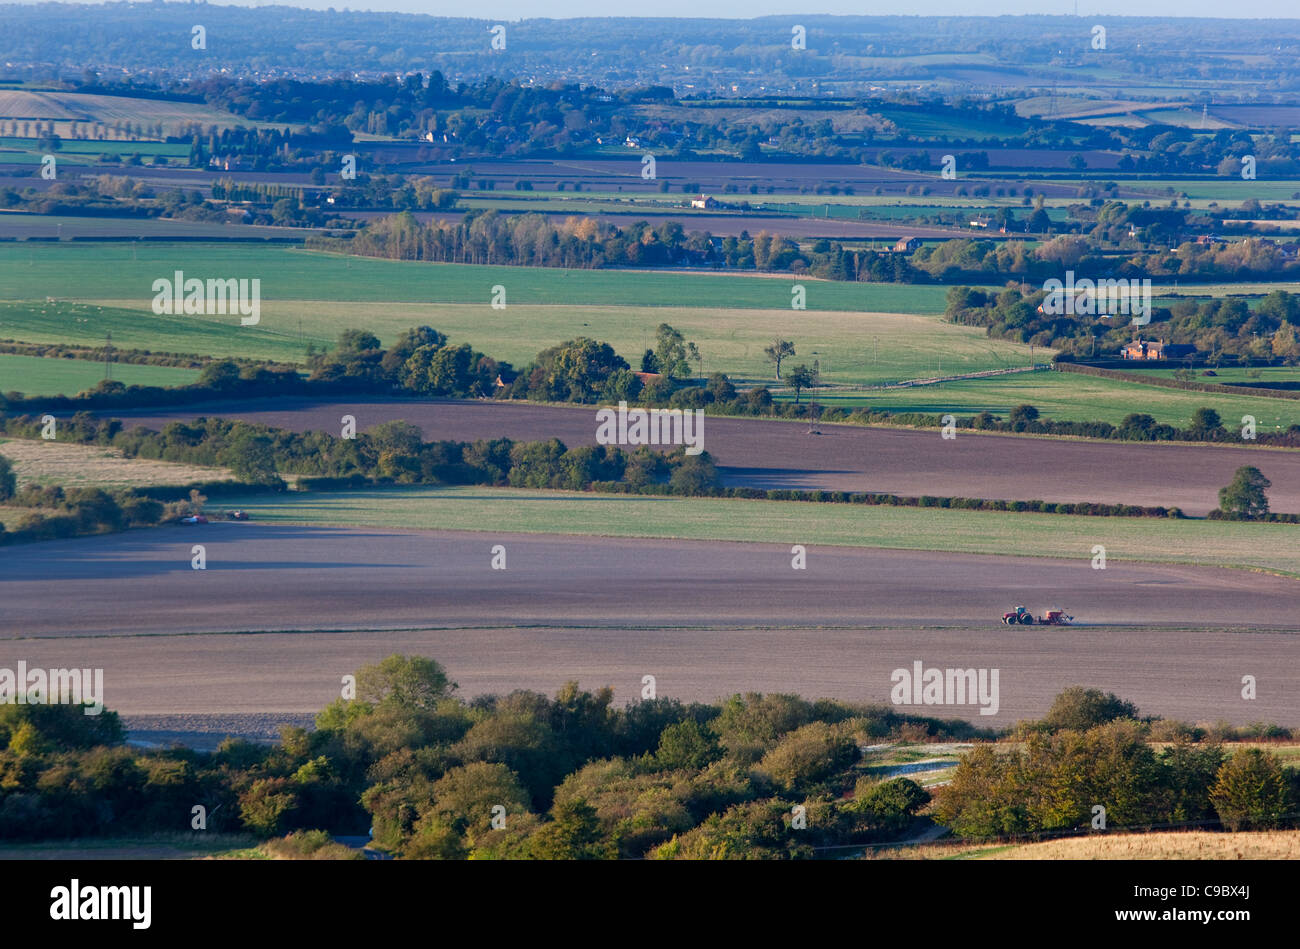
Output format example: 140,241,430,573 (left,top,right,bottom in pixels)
1001,606,1073,626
